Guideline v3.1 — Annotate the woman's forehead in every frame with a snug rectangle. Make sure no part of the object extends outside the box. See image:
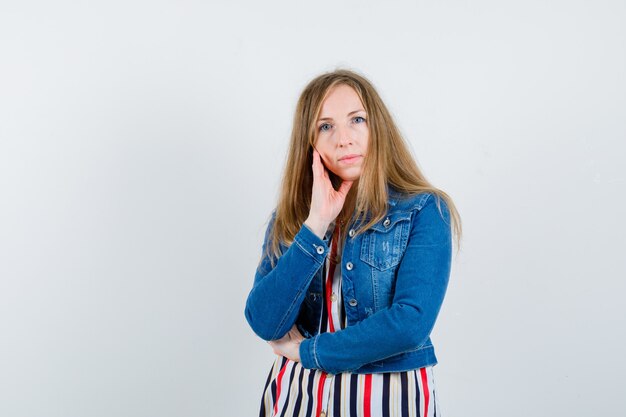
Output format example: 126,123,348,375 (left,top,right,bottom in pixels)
318,85,365,118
